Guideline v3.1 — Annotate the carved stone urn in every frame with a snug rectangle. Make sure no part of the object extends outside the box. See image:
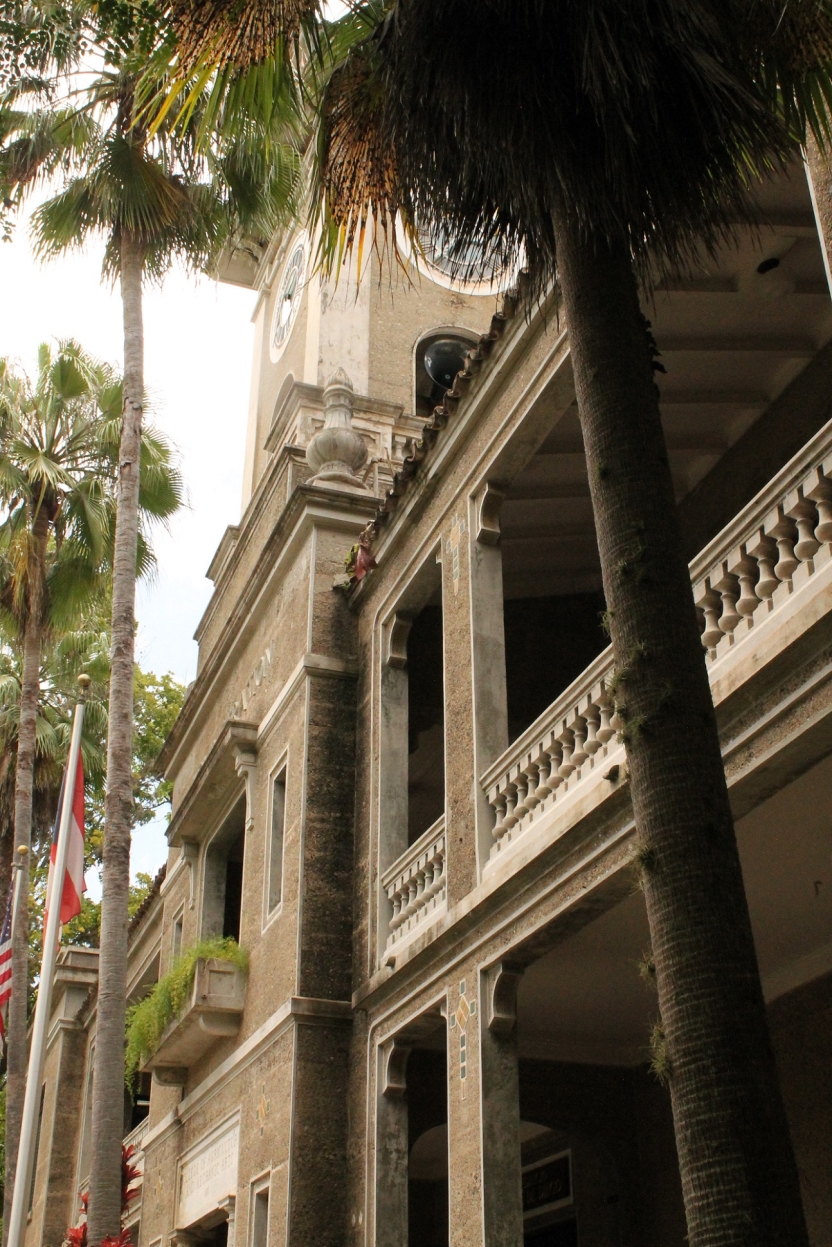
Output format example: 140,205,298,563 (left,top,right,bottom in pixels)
306,368,369,489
